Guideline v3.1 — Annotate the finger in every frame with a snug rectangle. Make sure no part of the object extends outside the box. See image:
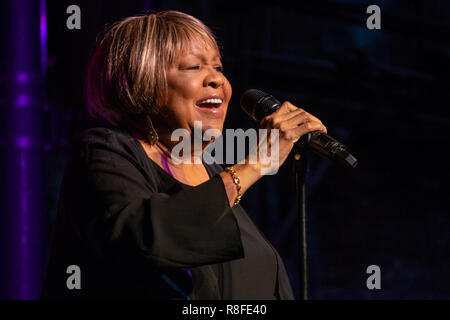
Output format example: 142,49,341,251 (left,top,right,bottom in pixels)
279,111,310,131
283,108,321,125
301,111,321,124
283,121,327,142
276,101,298,114
267,104,305,128
260,104,321,130
274,107,306,122
279,110,324,132
275,105,321,125
285,101,298,112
